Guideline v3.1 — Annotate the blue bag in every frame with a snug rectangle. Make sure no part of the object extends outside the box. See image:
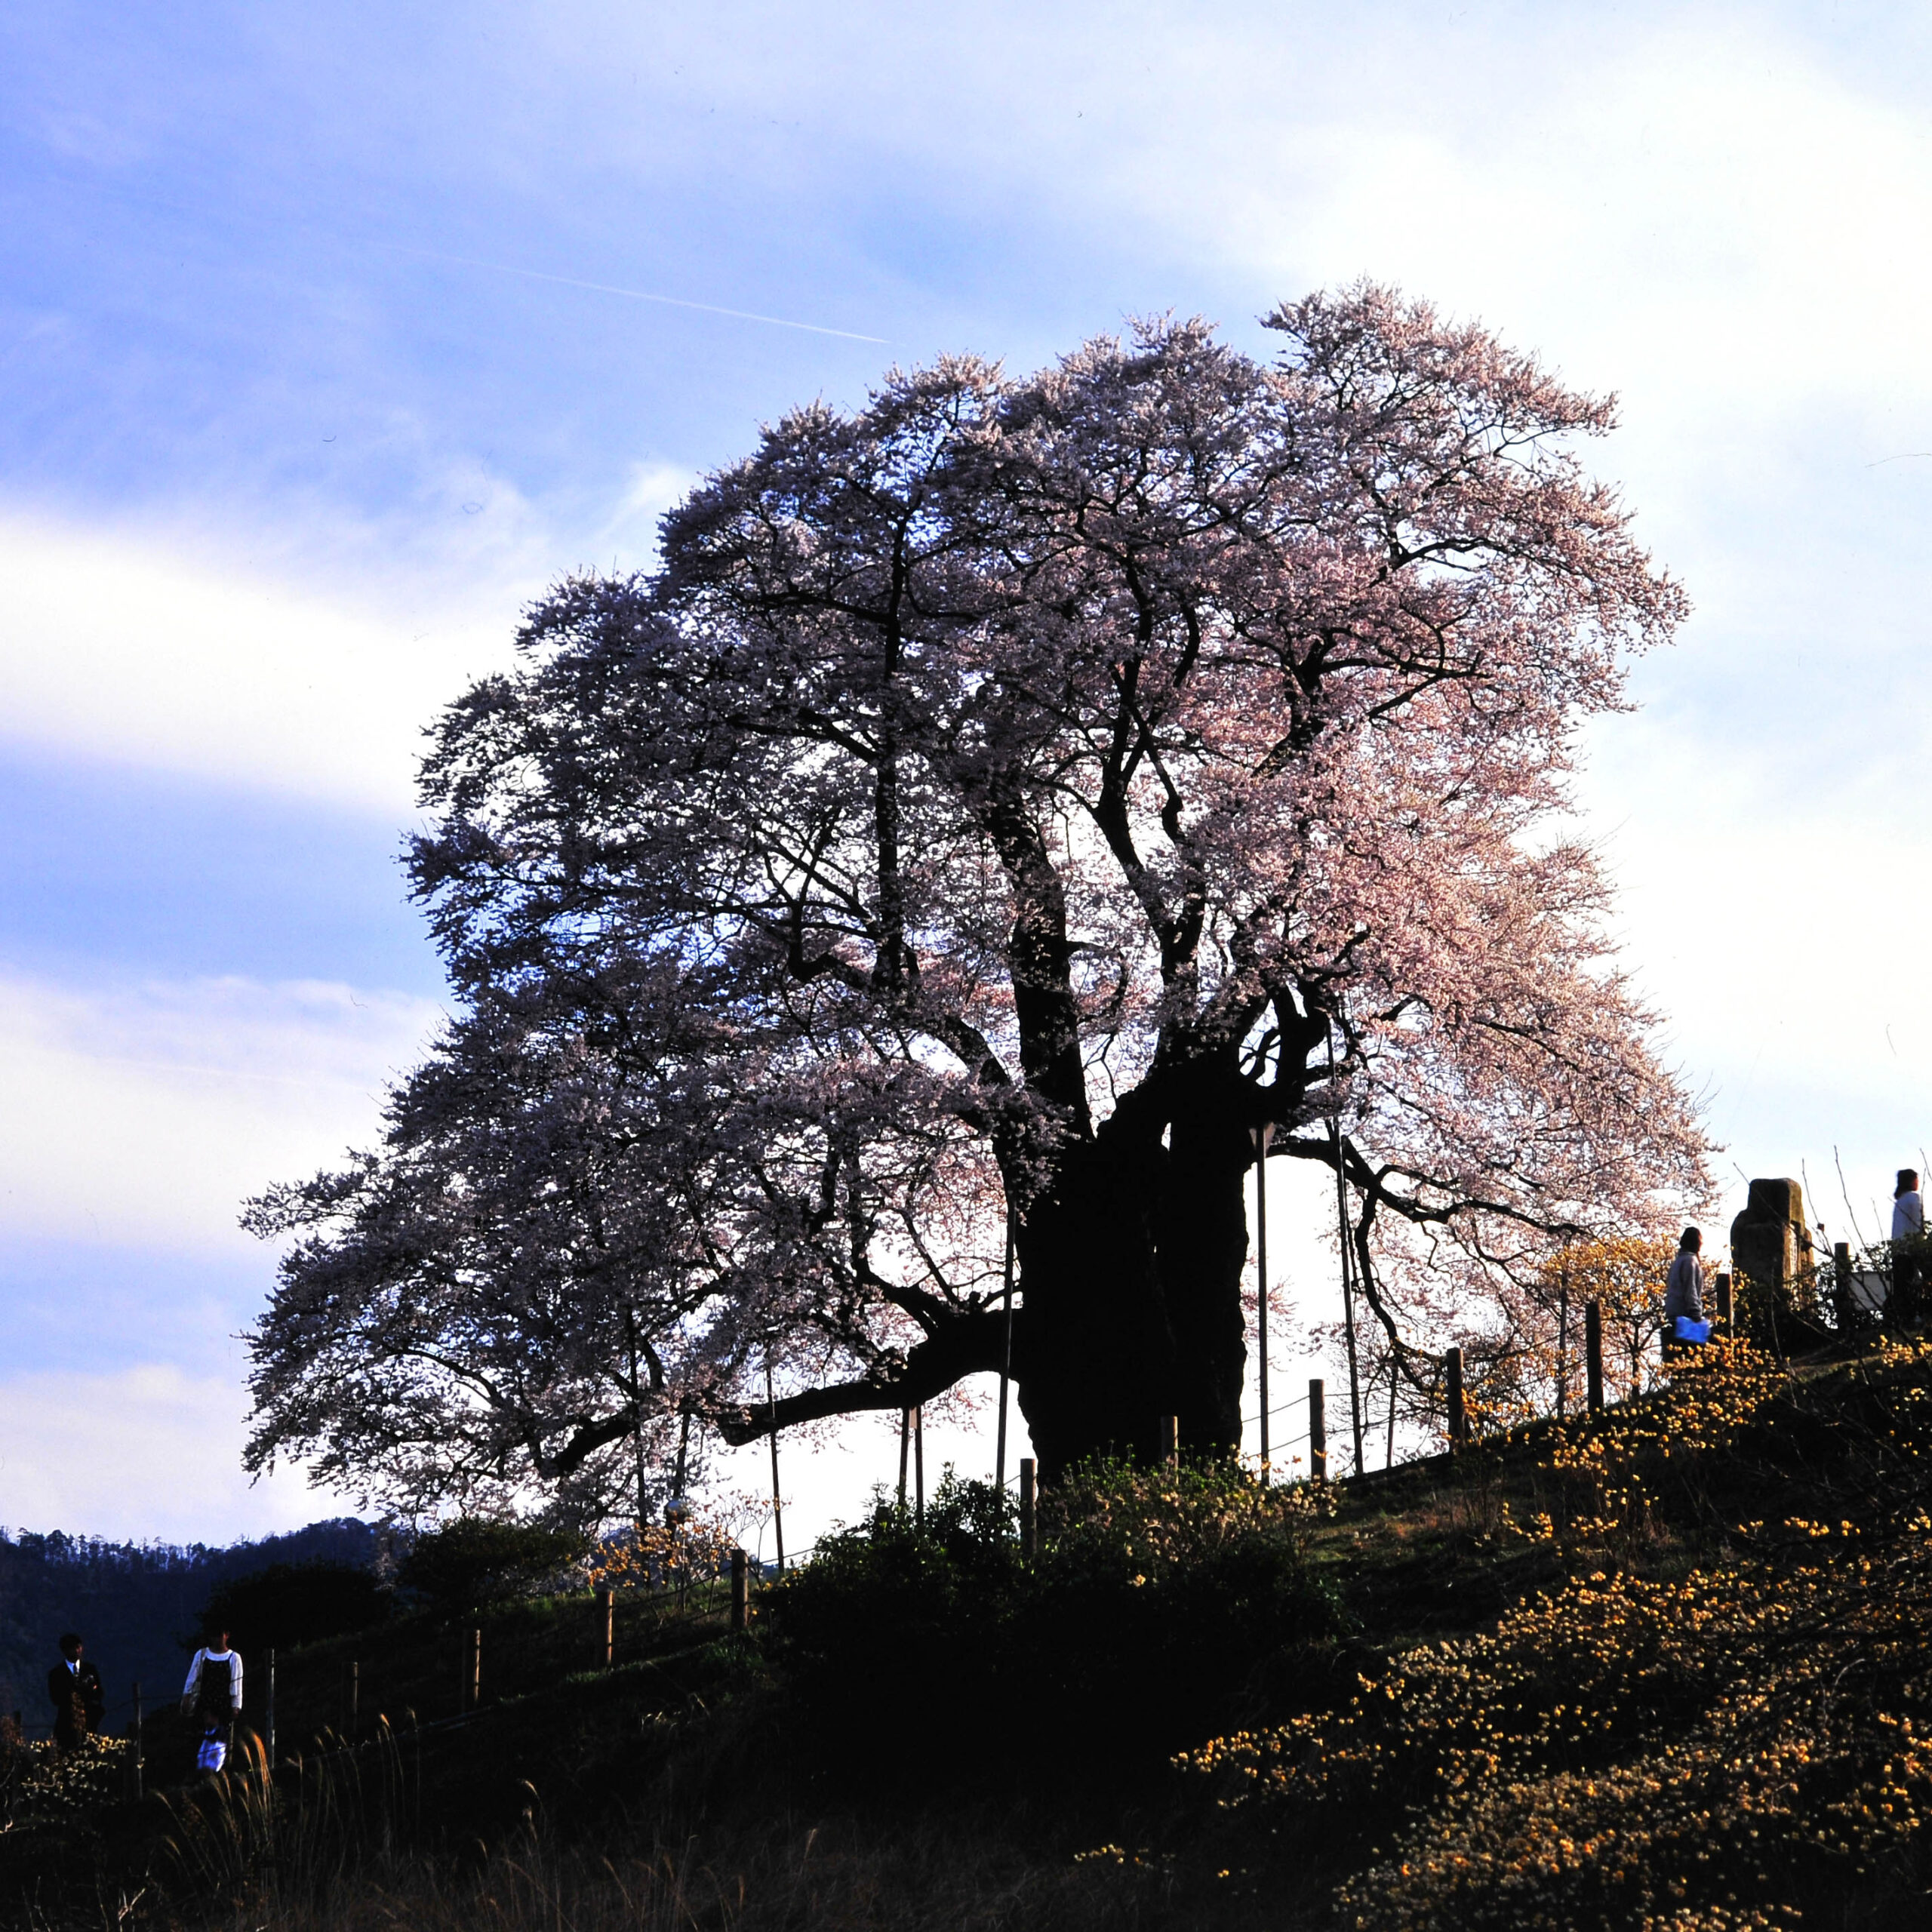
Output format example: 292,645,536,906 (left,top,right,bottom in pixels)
1674,1315,1712,1345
